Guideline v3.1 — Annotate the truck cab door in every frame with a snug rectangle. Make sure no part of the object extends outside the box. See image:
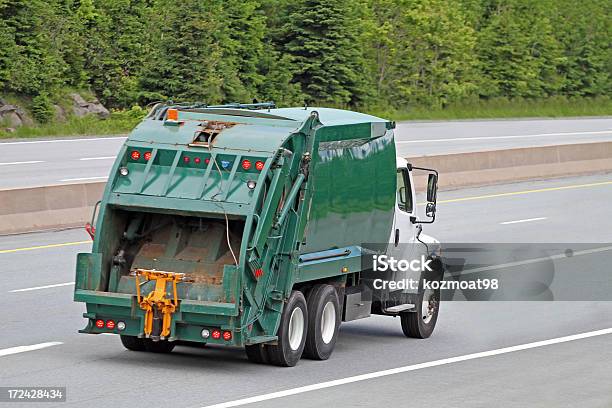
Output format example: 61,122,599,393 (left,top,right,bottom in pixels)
386,158,420,290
